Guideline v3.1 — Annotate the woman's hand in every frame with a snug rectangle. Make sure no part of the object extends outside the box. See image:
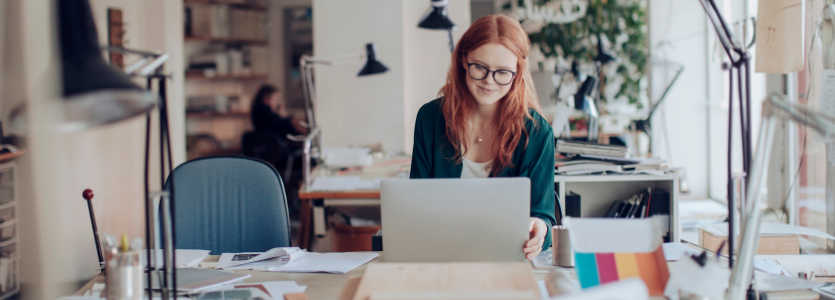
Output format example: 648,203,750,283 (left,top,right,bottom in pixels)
524,217,547,260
